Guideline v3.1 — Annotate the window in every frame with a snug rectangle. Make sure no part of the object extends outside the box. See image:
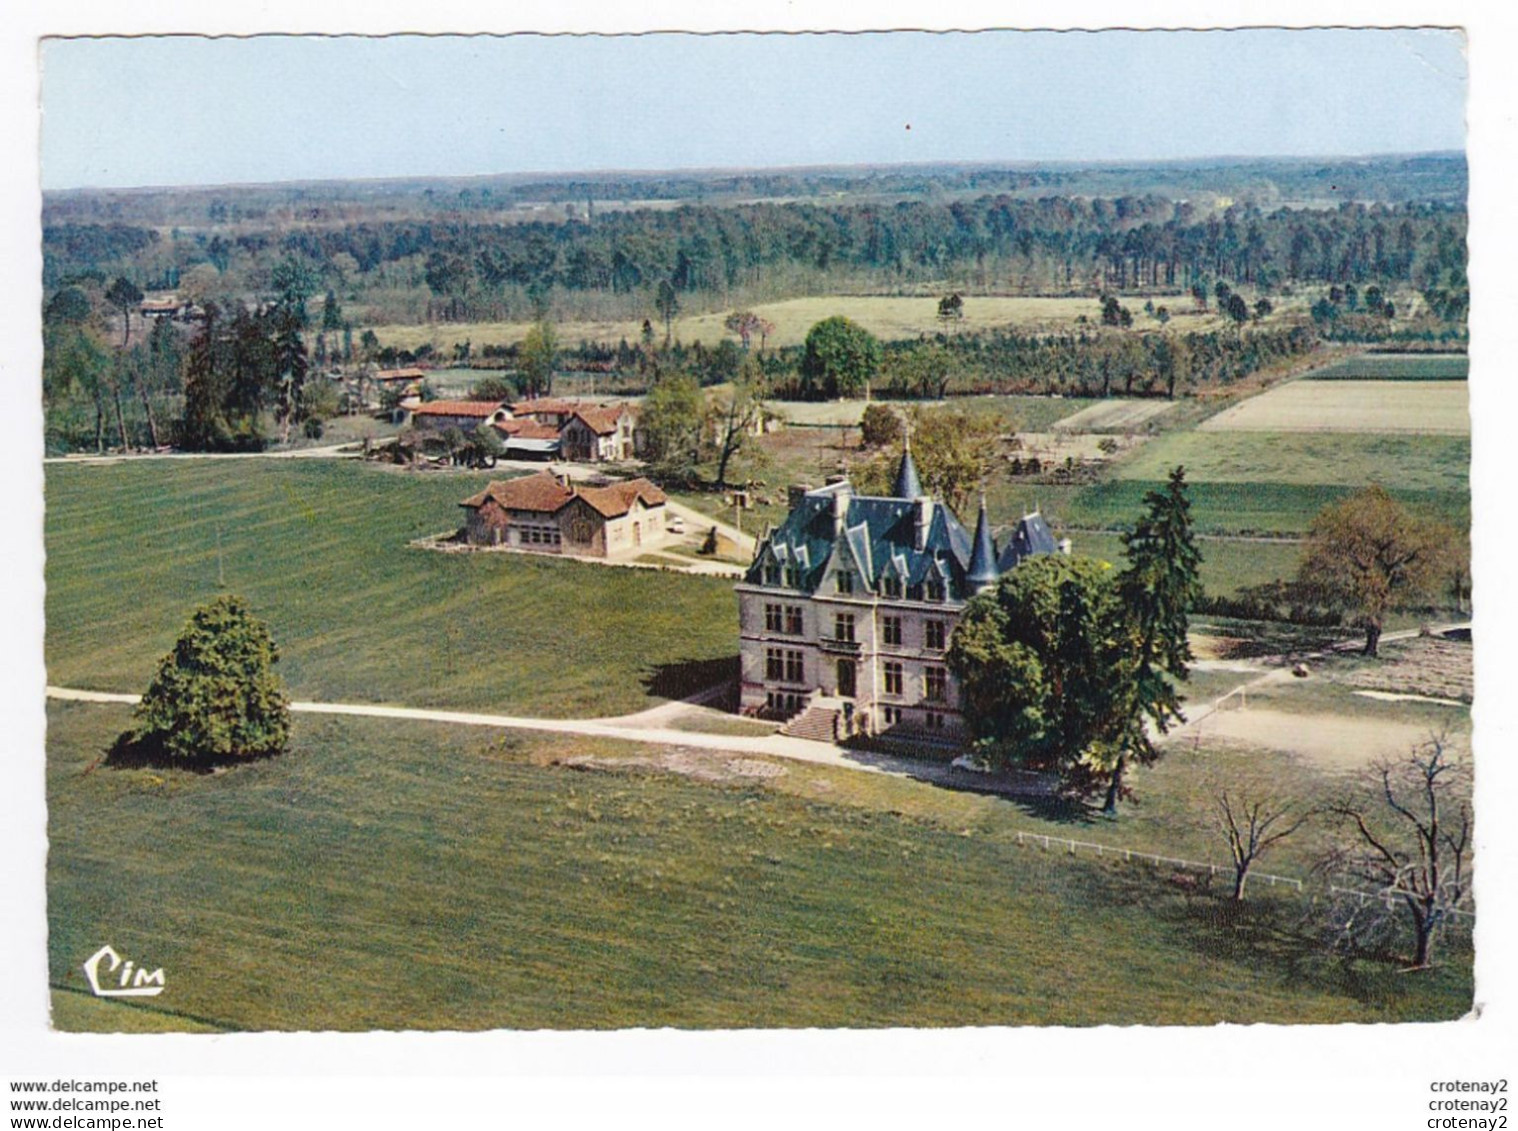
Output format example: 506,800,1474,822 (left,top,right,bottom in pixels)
766,691,804,716
925,710,946,731
784,565,802,588
882,705,902,726
763,563,781,586
883,661,903,696
924,620,947,651
906,583,924,602
766,647,805,684
882,615,902,646
881,576,902,598
784,606,804,635
925,578,946,602
924,667,948,702
835,570,854,595
765,603,783,632
833,613,856,643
